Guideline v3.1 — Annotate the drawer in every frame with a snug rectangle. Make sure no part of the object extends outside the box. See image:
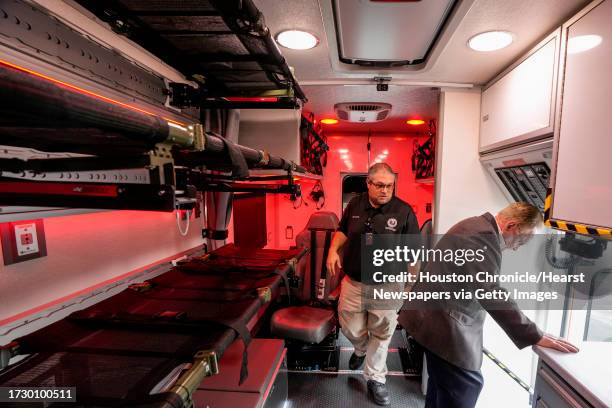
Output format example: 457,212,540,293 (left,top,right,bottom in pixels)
533,362,592,408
